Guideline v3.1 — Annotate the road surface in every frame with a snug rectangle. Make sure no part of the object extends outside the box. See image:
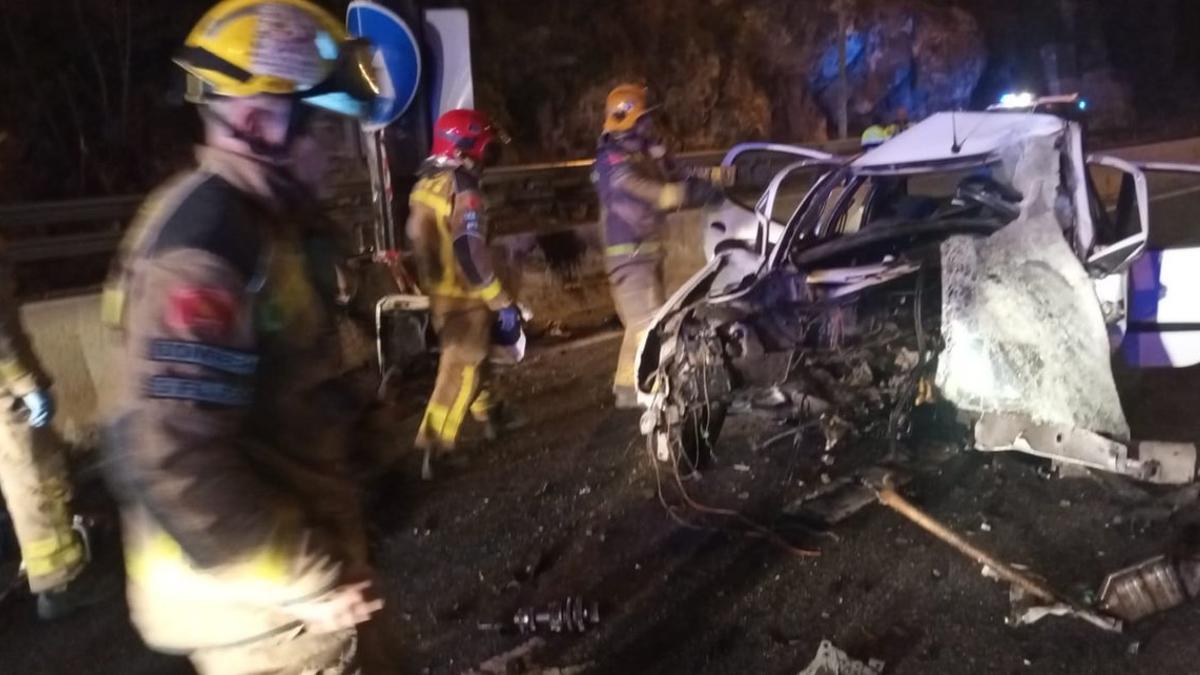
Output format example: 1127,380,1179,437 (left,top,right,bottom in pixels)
4,331,1200,674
